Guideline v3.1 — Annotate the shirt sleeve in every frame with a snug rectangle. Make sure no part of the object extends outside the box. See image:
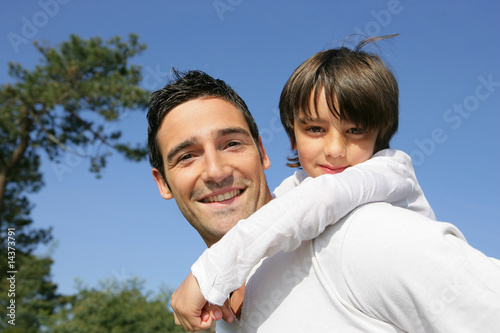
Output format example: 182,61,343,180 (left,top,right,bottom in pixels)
192,149,434,305
330,204,500,332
